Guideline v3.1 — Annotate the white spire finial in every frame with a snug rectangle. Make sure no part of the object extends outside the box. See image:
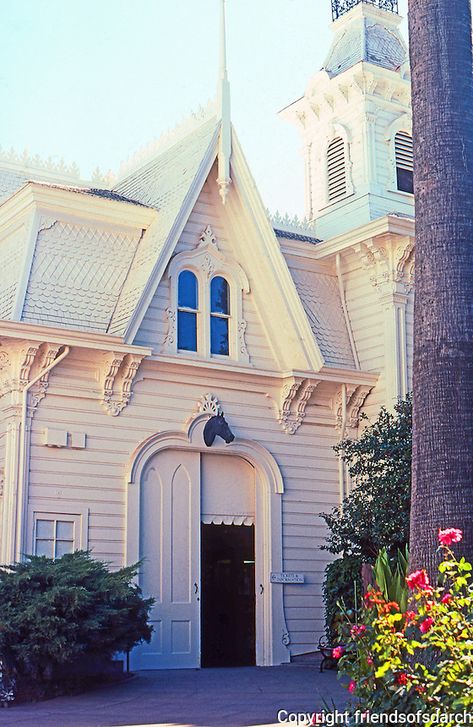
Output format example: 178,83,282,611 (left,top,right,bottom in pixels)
217,0,232,204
